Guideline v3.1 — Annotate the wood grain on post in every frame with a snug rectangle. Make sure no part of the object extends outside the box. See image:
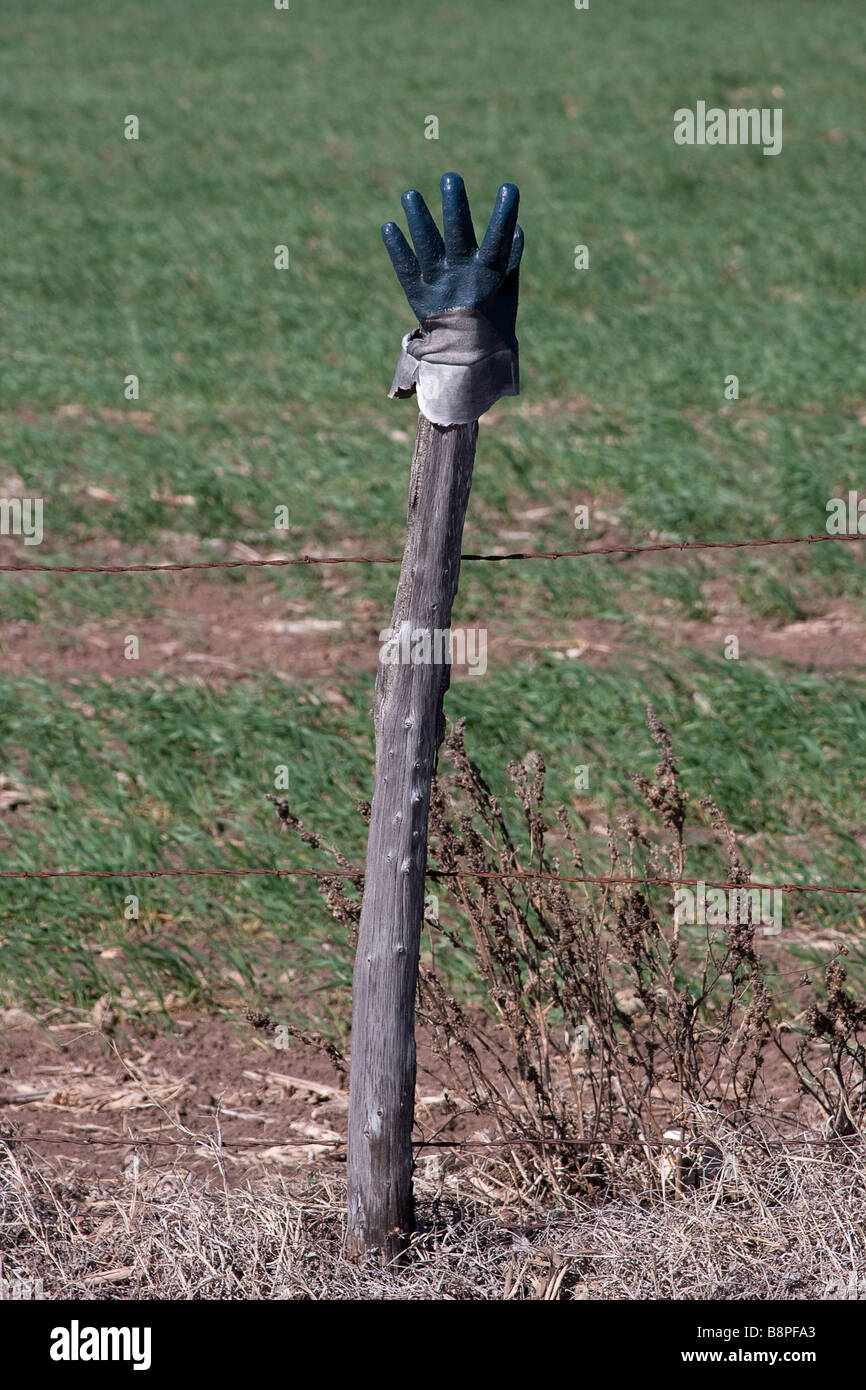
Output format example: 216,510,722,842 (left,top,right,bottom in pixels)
347,413,479,1261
